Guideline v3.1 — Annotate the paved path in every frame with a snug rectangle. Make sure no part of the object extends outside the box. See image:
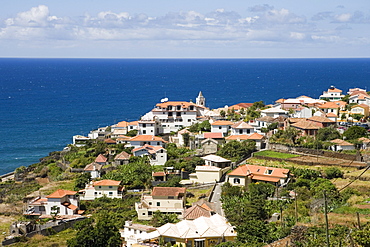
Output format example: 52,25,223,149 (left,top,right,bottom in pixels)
210,182,224,216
